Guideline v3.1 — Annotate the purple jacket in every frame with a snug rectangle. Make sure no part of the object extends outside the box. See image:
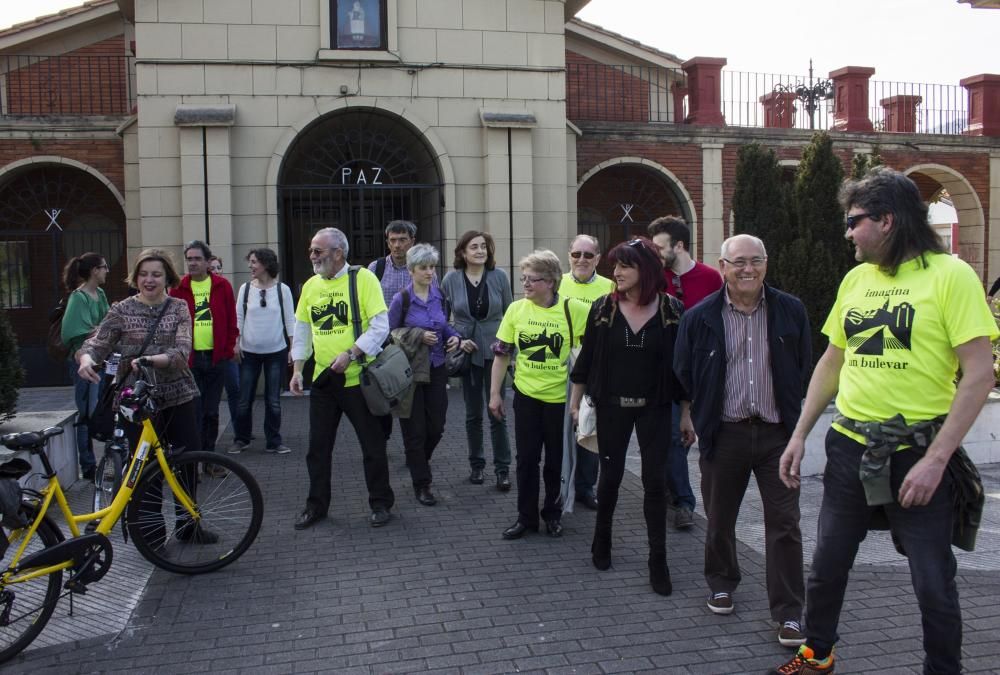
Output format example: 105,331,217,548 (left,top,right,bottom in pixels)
387,282,460,367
